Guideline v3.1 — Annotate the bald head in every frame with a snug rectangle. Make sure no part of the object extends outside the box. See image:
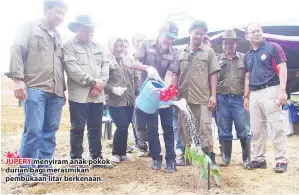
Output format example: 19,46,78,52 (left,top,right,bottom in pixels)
245,22,261,34
245,22,264,46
